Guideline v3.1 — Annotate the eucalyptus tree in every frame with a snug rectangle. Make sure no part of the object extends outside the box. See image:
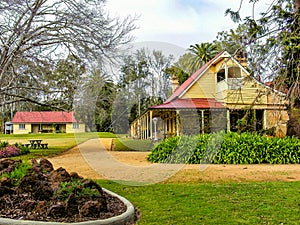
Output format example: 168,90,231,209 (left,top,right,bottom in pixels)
76,68,115,132
117,48,173,125
225,0,300,136
0,0,136,109
225,0,299,105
